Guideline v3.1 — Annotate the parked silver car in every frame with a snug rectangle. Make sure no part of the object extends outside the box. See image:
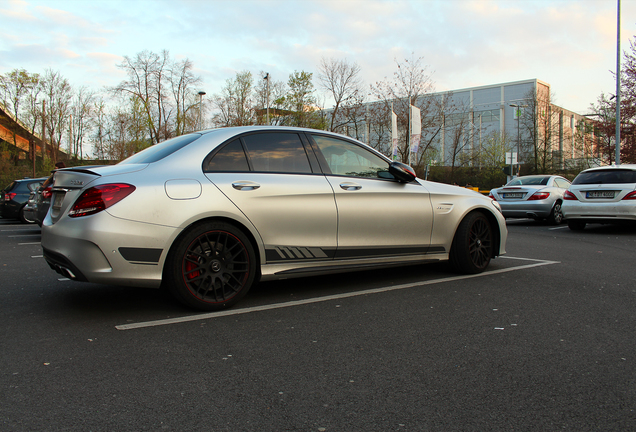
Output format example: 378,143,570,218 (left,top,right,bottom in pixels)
562,164,636,231
41,127,507,310
489,175,571,224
